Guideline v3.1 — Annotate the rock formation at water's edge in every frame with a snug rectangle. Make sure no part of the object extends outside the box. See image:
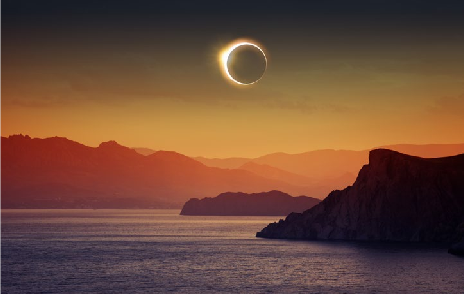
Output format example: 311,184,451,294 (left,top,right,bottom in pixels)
257,149,464,244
